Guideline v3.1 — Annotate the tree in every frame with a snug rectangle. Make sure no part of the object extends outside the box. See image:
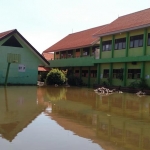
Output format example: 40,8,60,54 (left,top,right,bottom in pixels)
46,68,66,85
